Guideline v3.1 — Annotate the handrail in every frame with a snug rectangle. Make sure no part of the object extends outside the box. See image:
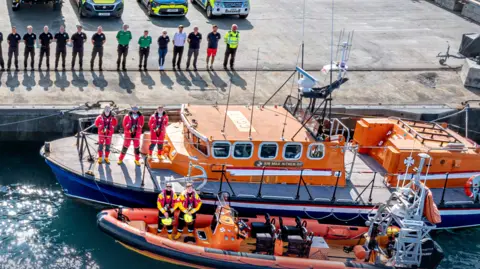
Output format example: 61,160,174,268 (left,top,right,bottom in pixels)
142,156,161,191
329,118,351,143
